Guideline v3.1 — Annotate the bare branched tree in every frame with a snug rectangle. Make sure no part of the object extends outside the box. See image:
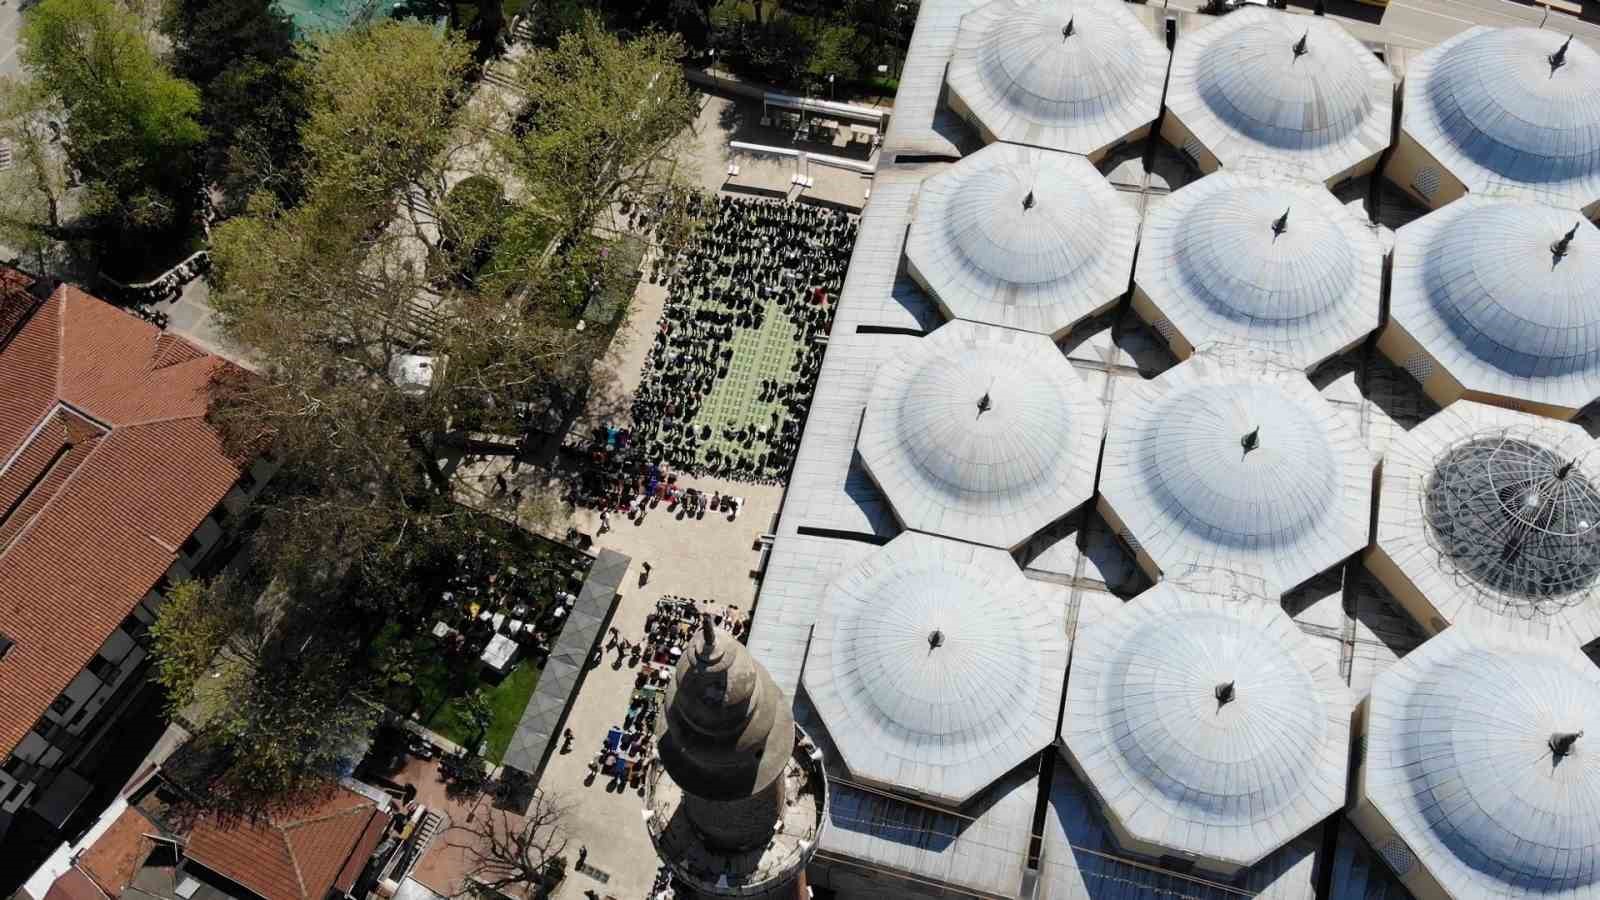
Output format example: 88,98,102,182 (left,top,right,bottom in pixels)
447,791,573,898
